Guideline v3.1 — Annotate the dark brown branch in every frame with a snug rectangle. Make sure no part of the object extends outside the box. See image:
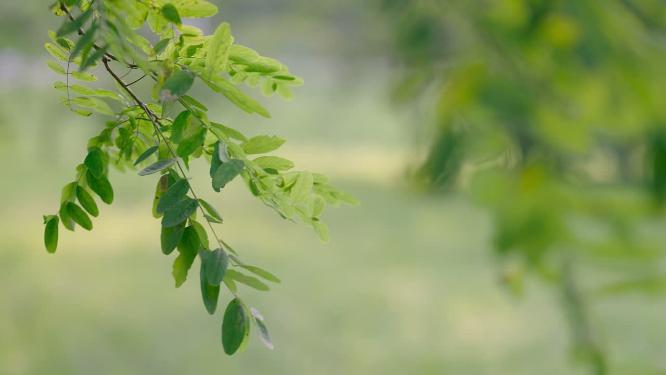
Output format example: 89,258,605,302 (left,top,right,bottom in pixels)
126,74,147,87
